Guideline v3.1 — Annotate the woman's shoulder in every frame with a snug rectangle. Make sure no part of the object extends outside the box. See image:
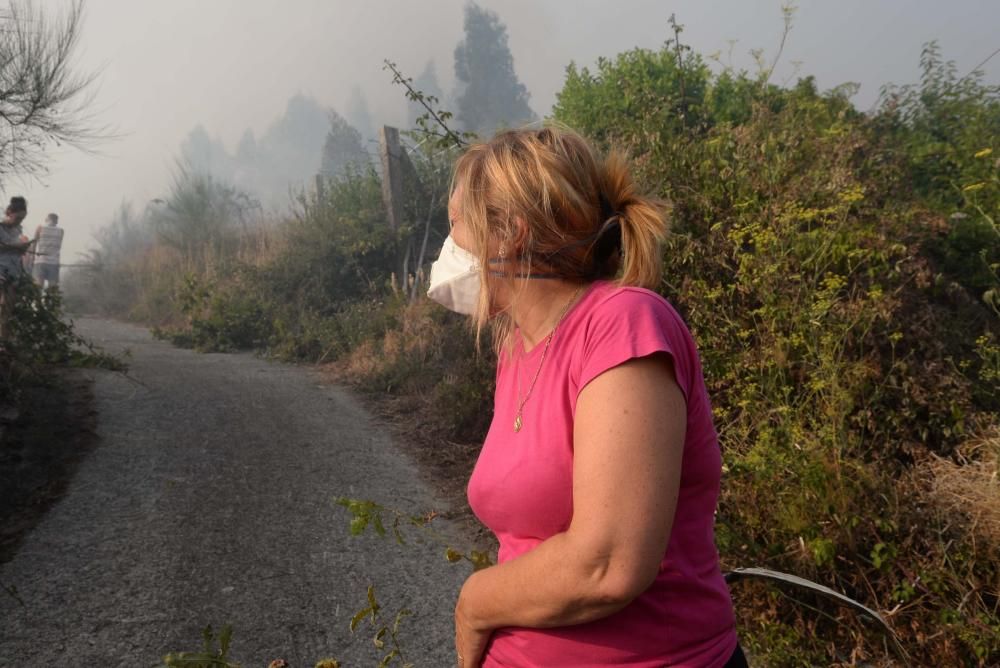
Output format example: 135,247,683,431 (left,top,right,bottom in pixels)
570,281,699,397
572,281,696,350
583,281,683,326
